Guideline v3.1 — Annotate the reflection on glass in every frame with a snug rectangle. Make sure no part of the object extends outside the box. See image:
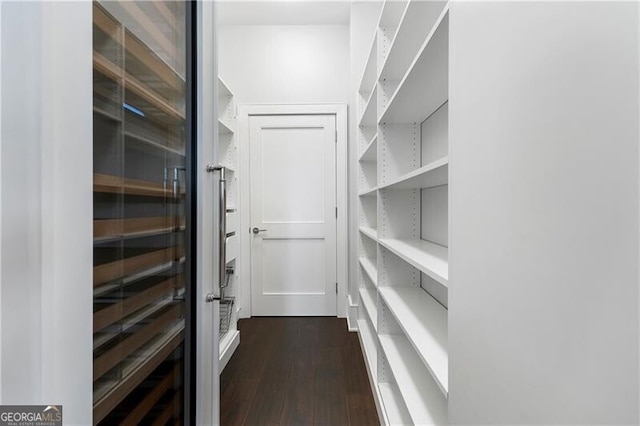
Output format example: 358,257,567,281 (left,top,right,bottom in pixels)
92,1,188,424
